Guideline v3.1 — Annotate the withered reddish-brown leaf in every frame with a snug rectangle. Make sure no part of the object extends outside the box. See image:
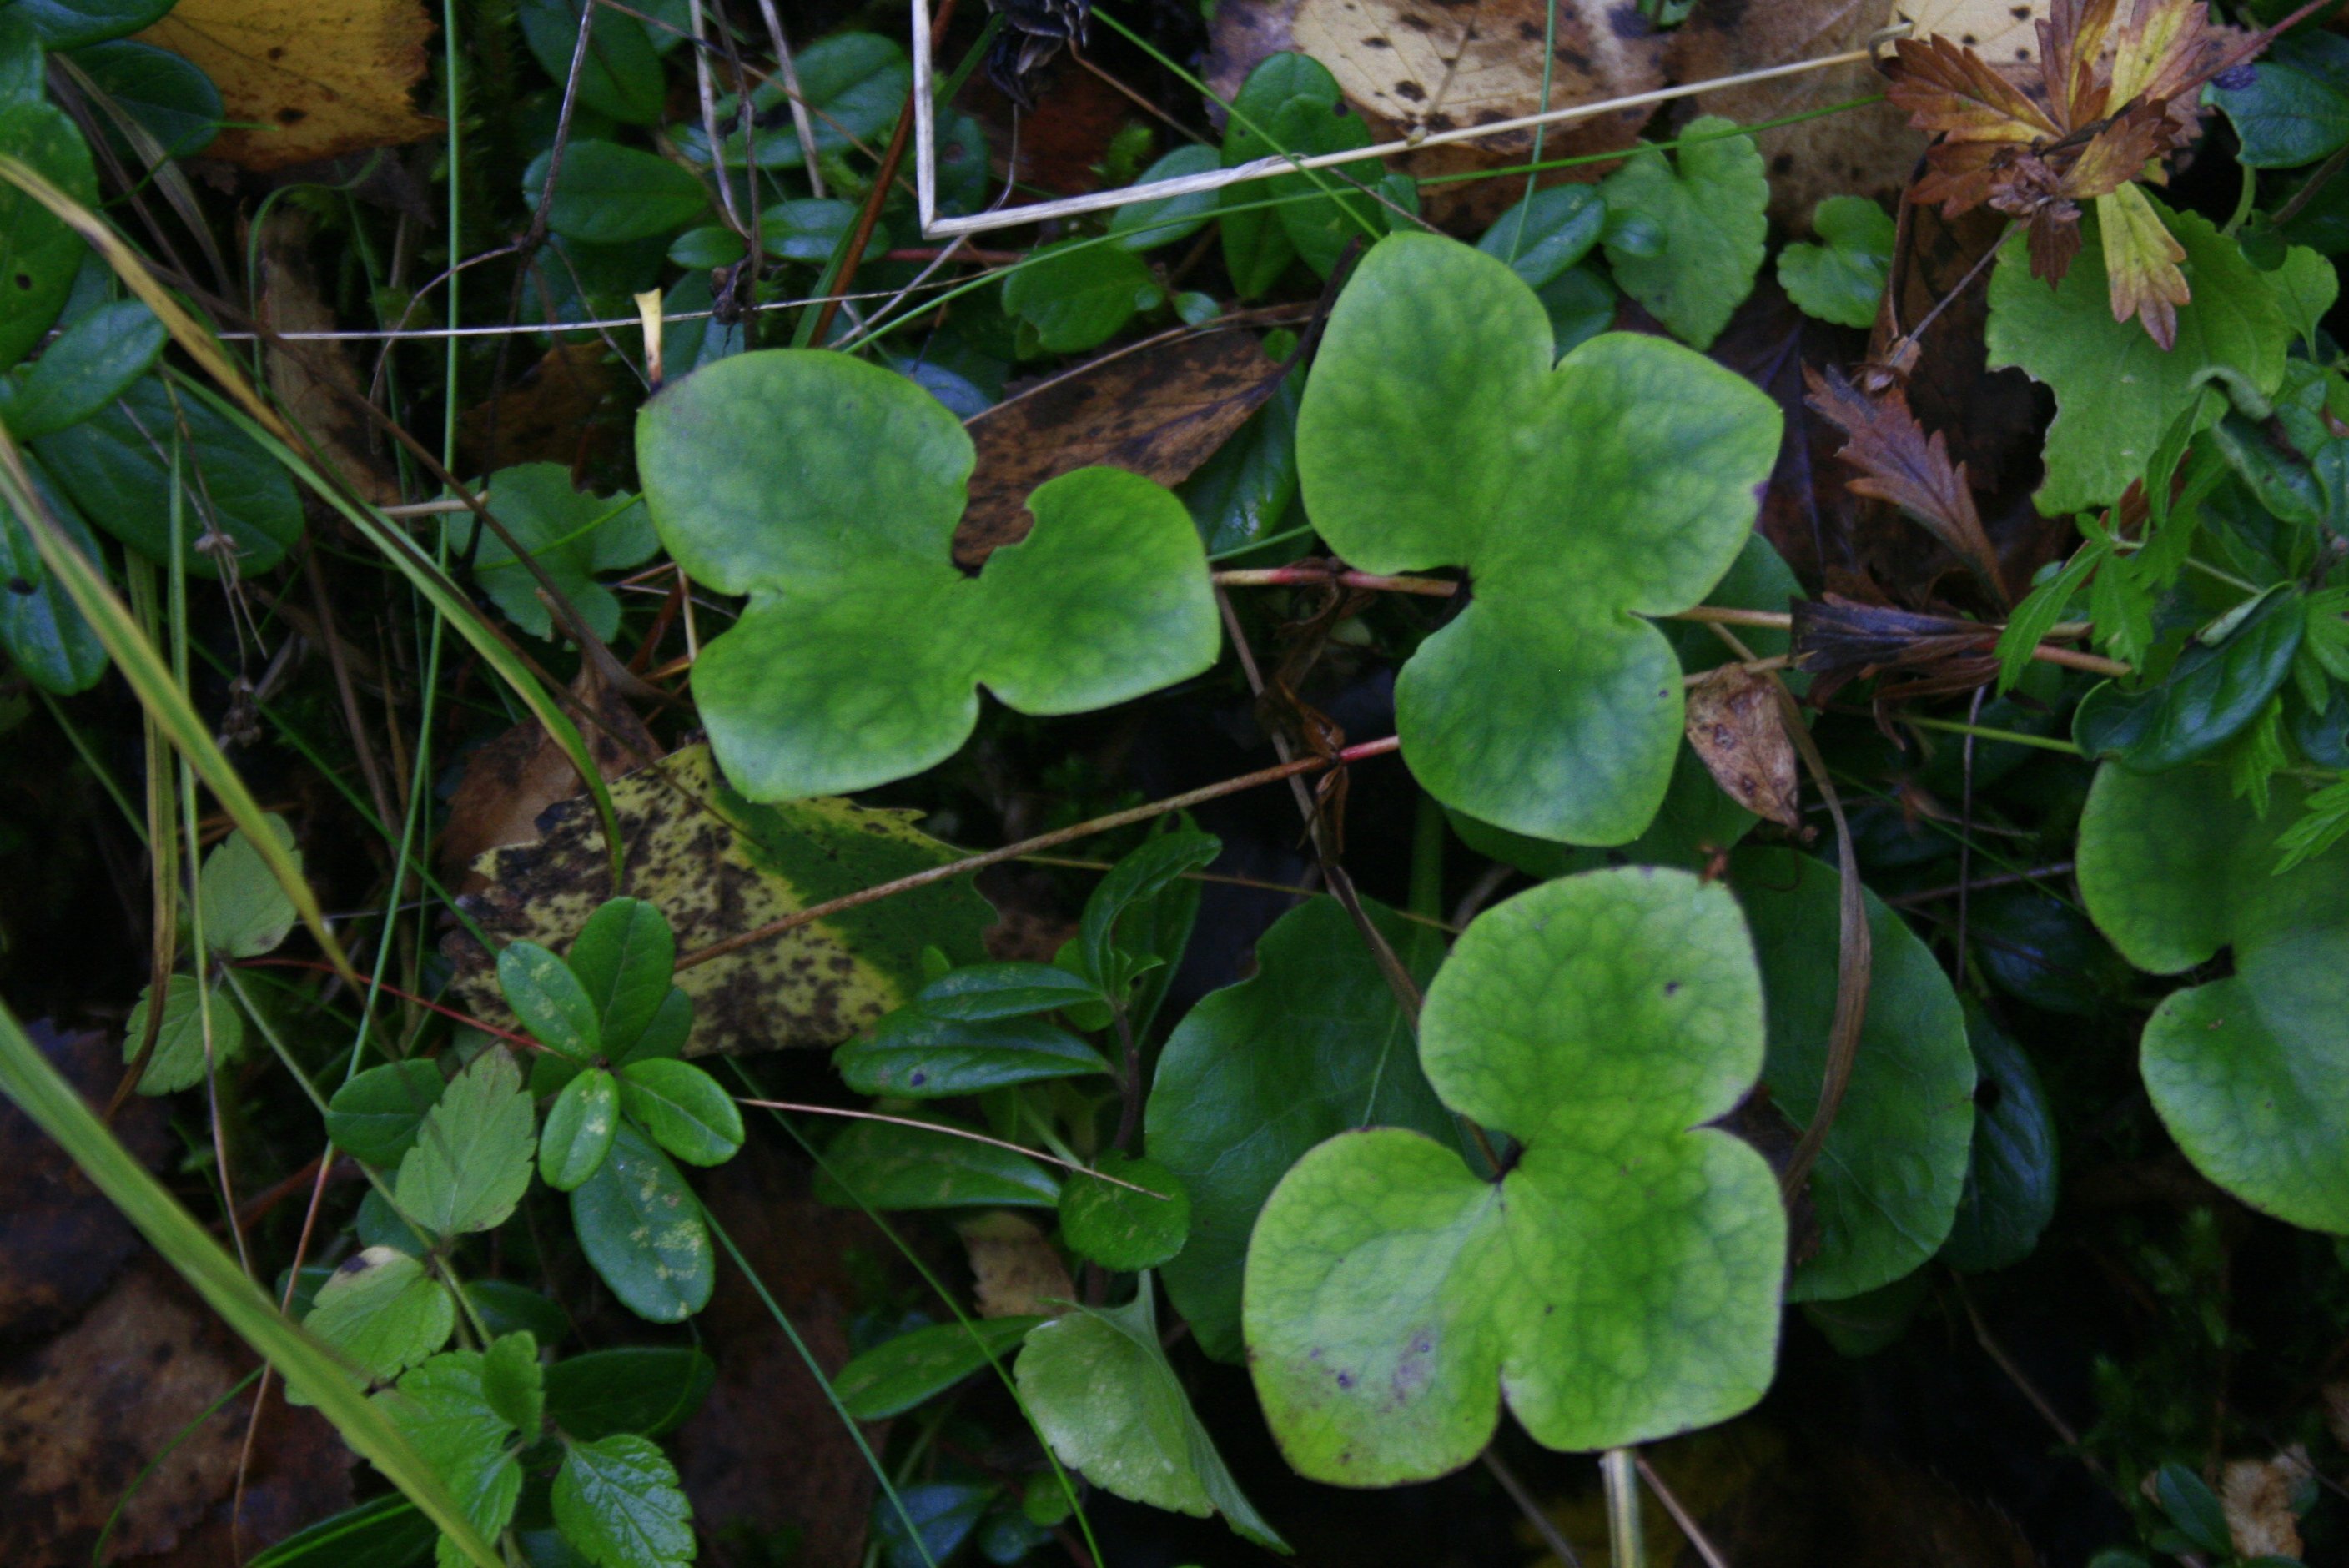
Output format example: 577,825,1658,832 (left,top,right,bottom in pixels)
1790,594,2004,703
2100,181,2192,349
1887,34,2058,146
1805,365,2010,604
1685,666,1802,828
961,1211,1075,1319
957,331,1290,568
440,661,661,882
2041,0,2122,123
